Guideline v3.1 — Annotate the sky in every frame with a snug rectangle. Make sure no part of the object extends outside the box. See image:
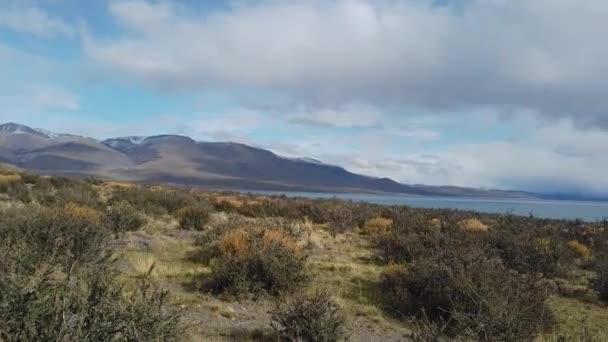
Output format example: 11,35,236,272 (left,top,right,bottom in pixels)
1,0,608,195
